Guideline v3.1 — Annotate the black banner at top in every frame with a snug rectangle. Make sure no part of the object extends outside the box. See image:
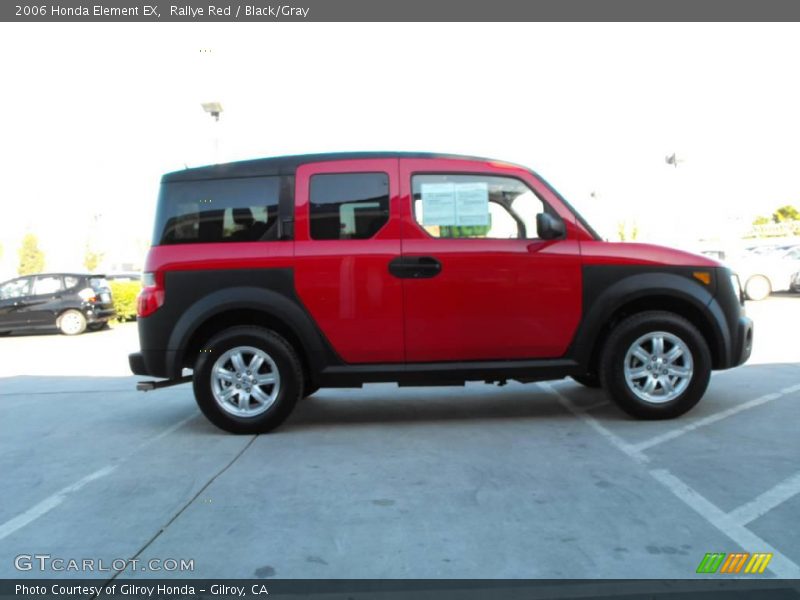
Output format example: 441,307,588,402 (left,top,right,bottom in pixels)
4,0,800,22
